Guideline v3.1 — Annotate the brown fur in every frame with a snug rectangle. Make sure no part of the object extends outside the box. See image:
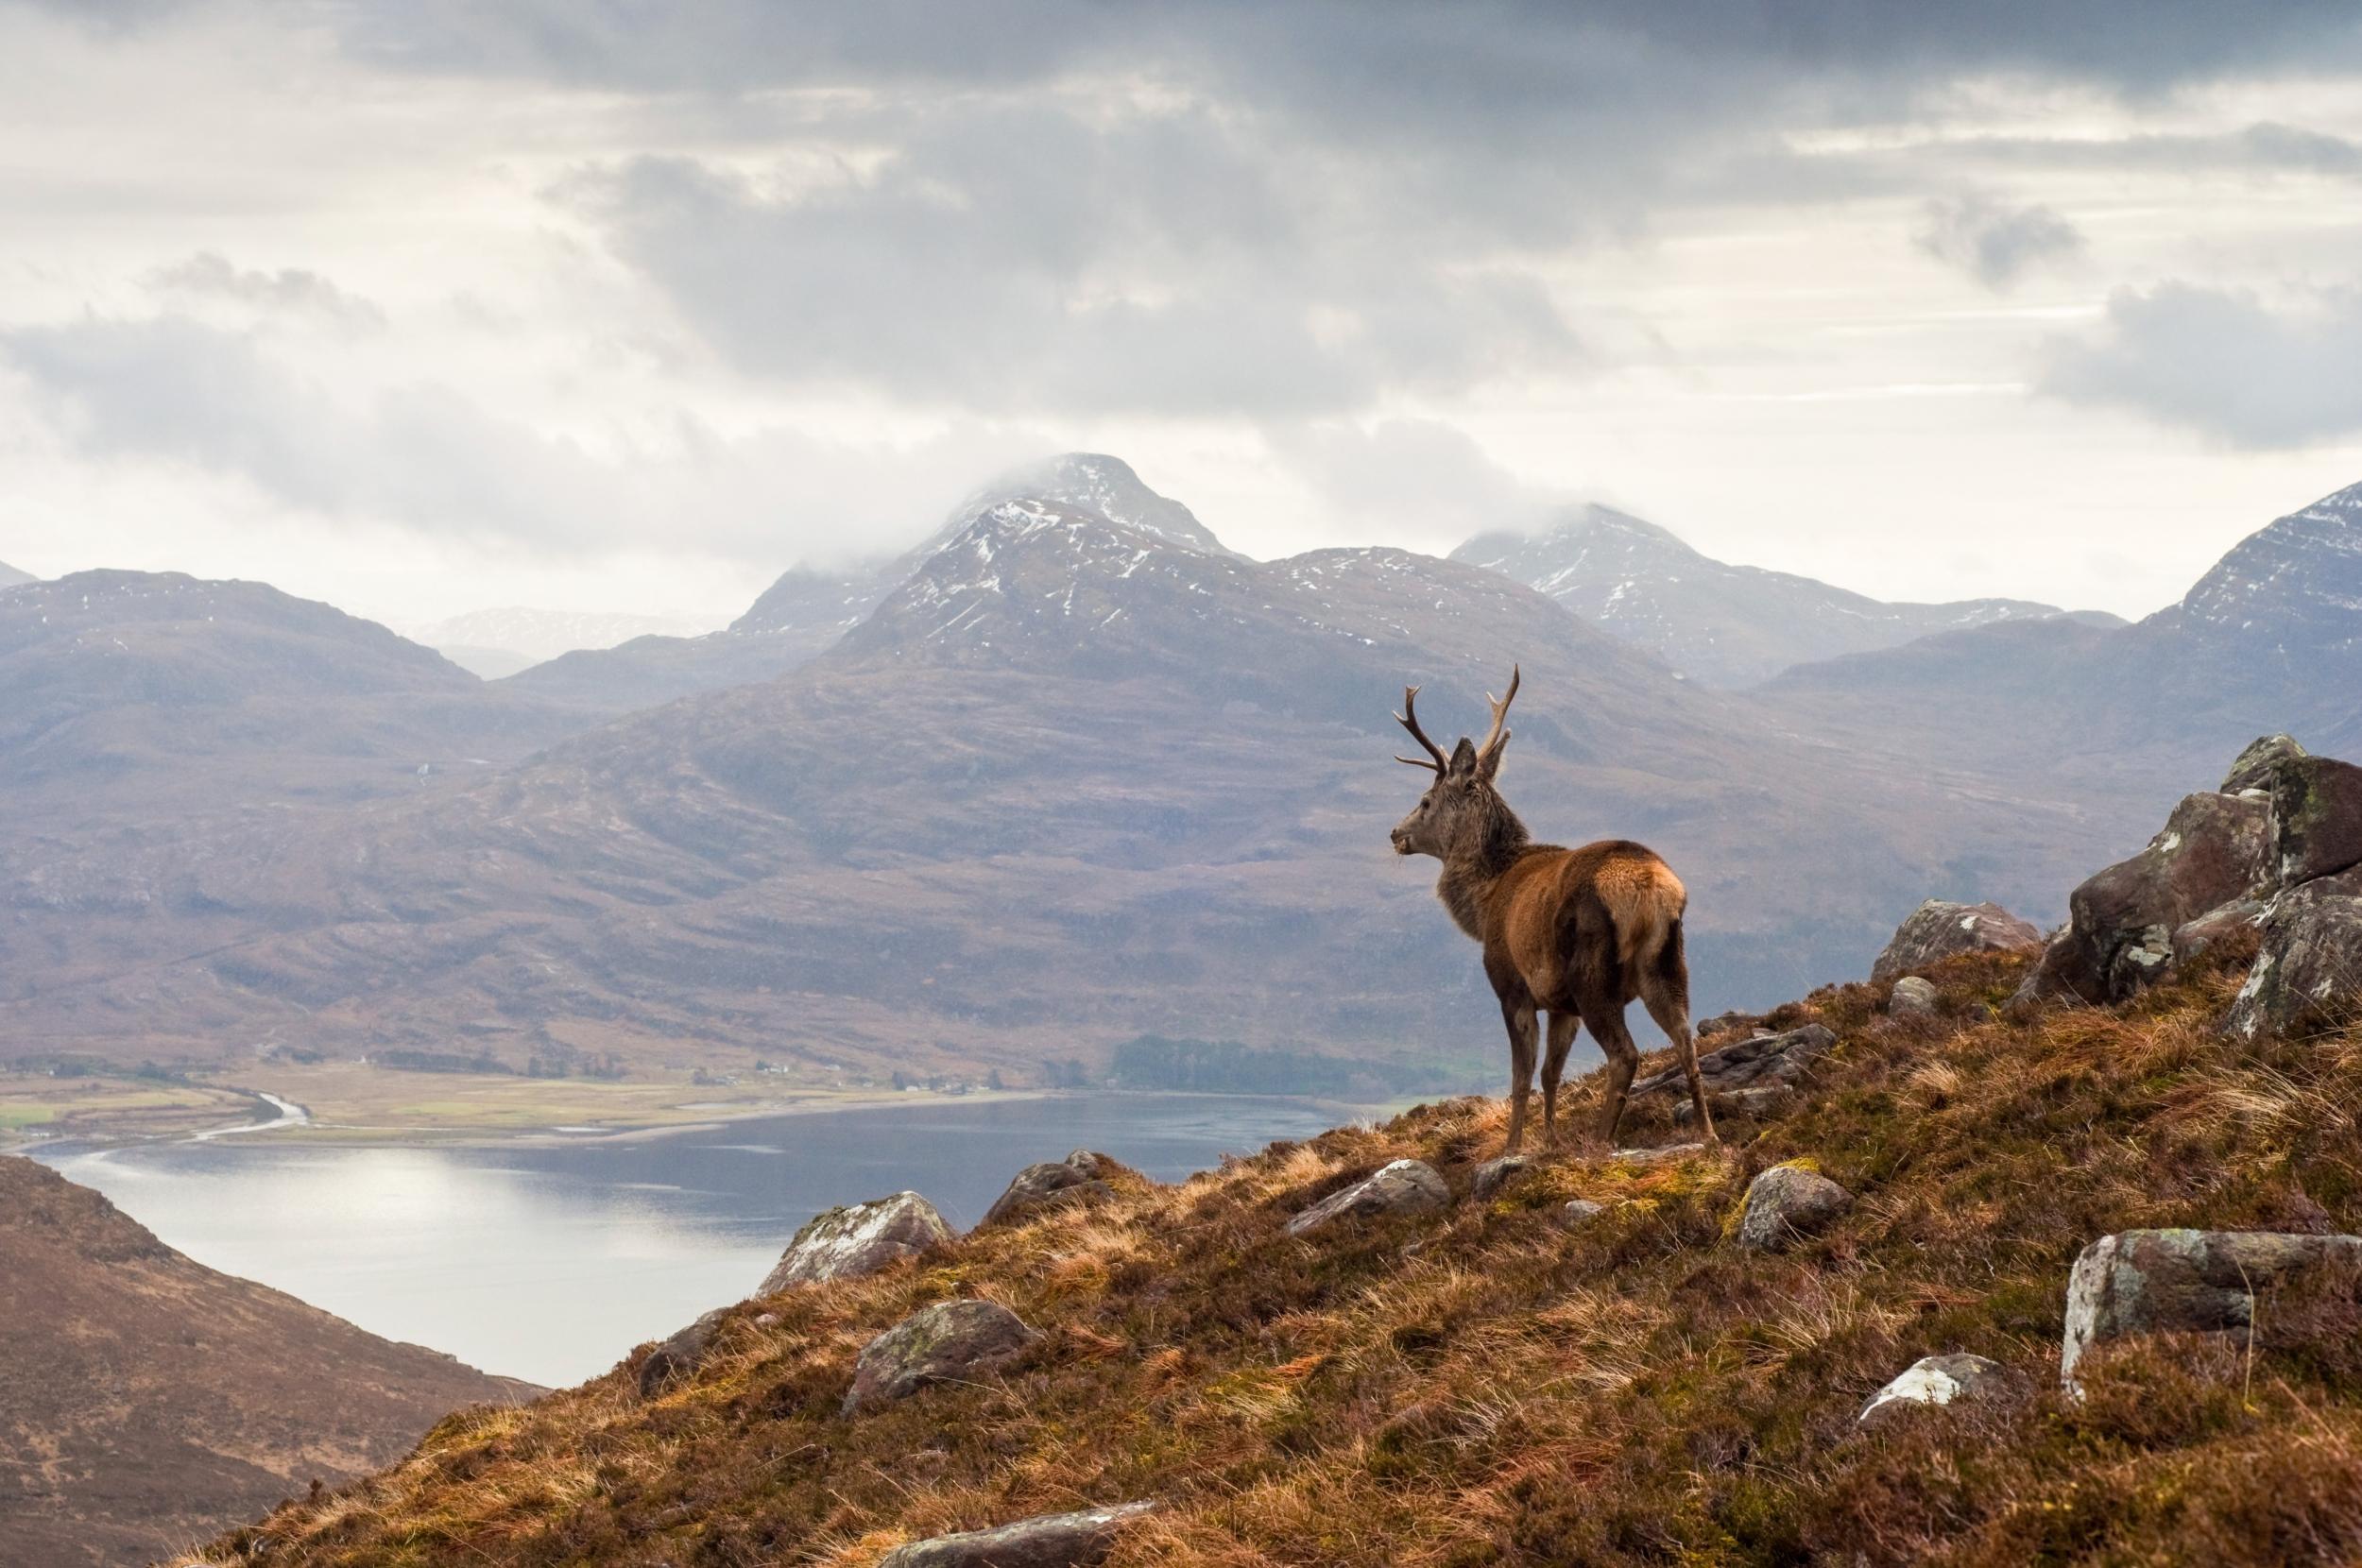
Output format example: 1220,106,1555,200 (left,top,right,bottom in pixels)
1392,673,1716,1150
